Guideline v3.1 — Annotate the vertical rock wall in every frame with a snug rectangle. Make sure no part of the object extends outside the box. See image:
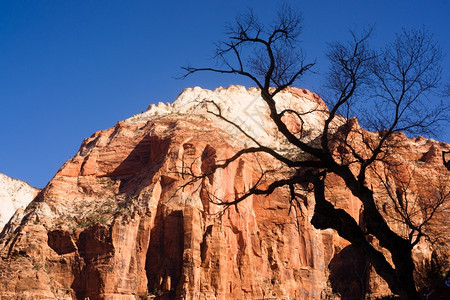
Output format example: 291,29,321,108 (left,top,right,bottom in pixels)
0,86,448,299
